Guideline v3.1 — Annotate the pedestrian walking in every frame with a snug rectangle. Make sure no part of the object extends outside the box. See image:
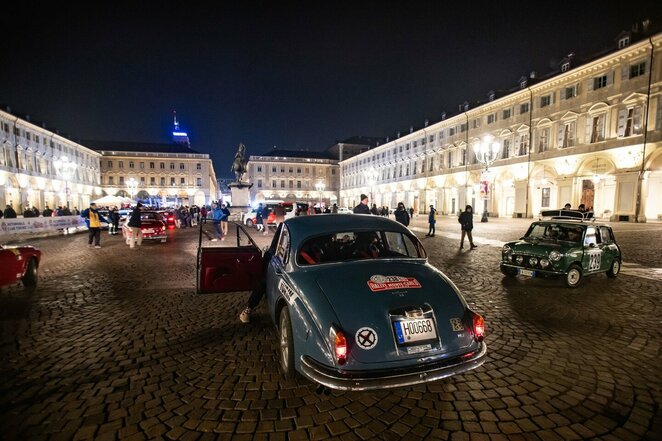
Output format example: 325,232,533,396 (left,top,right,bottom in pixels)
210,202,223,241
458,205,477,249
409,207,414,219
81,202,108,248
353,194,371,214
394,202,410,226
127,203,143,248
255,203,264,232
426,205,437,237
